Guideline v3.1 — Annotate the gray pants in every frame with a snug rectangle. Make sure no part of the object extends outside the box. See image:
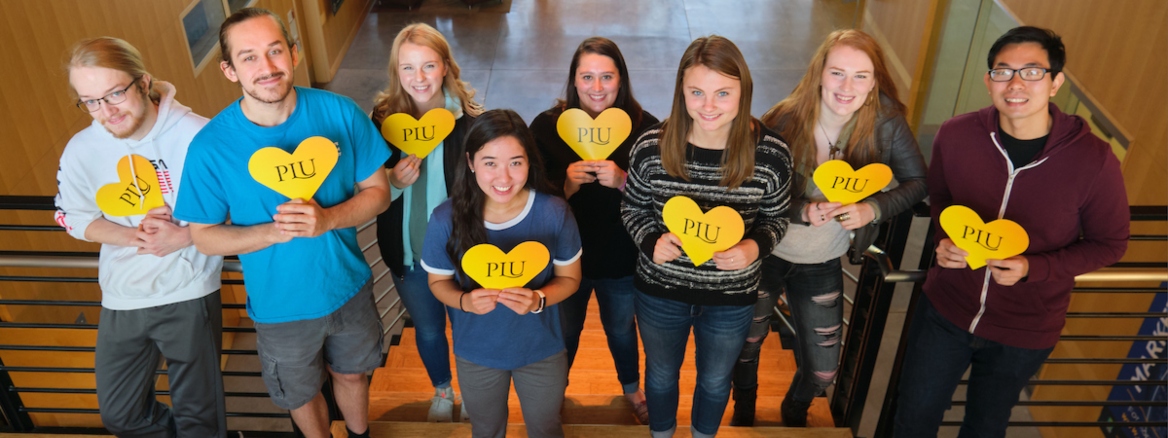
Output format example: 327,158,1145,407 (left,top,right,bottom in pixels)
456,351,568,438
95,291,226,438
